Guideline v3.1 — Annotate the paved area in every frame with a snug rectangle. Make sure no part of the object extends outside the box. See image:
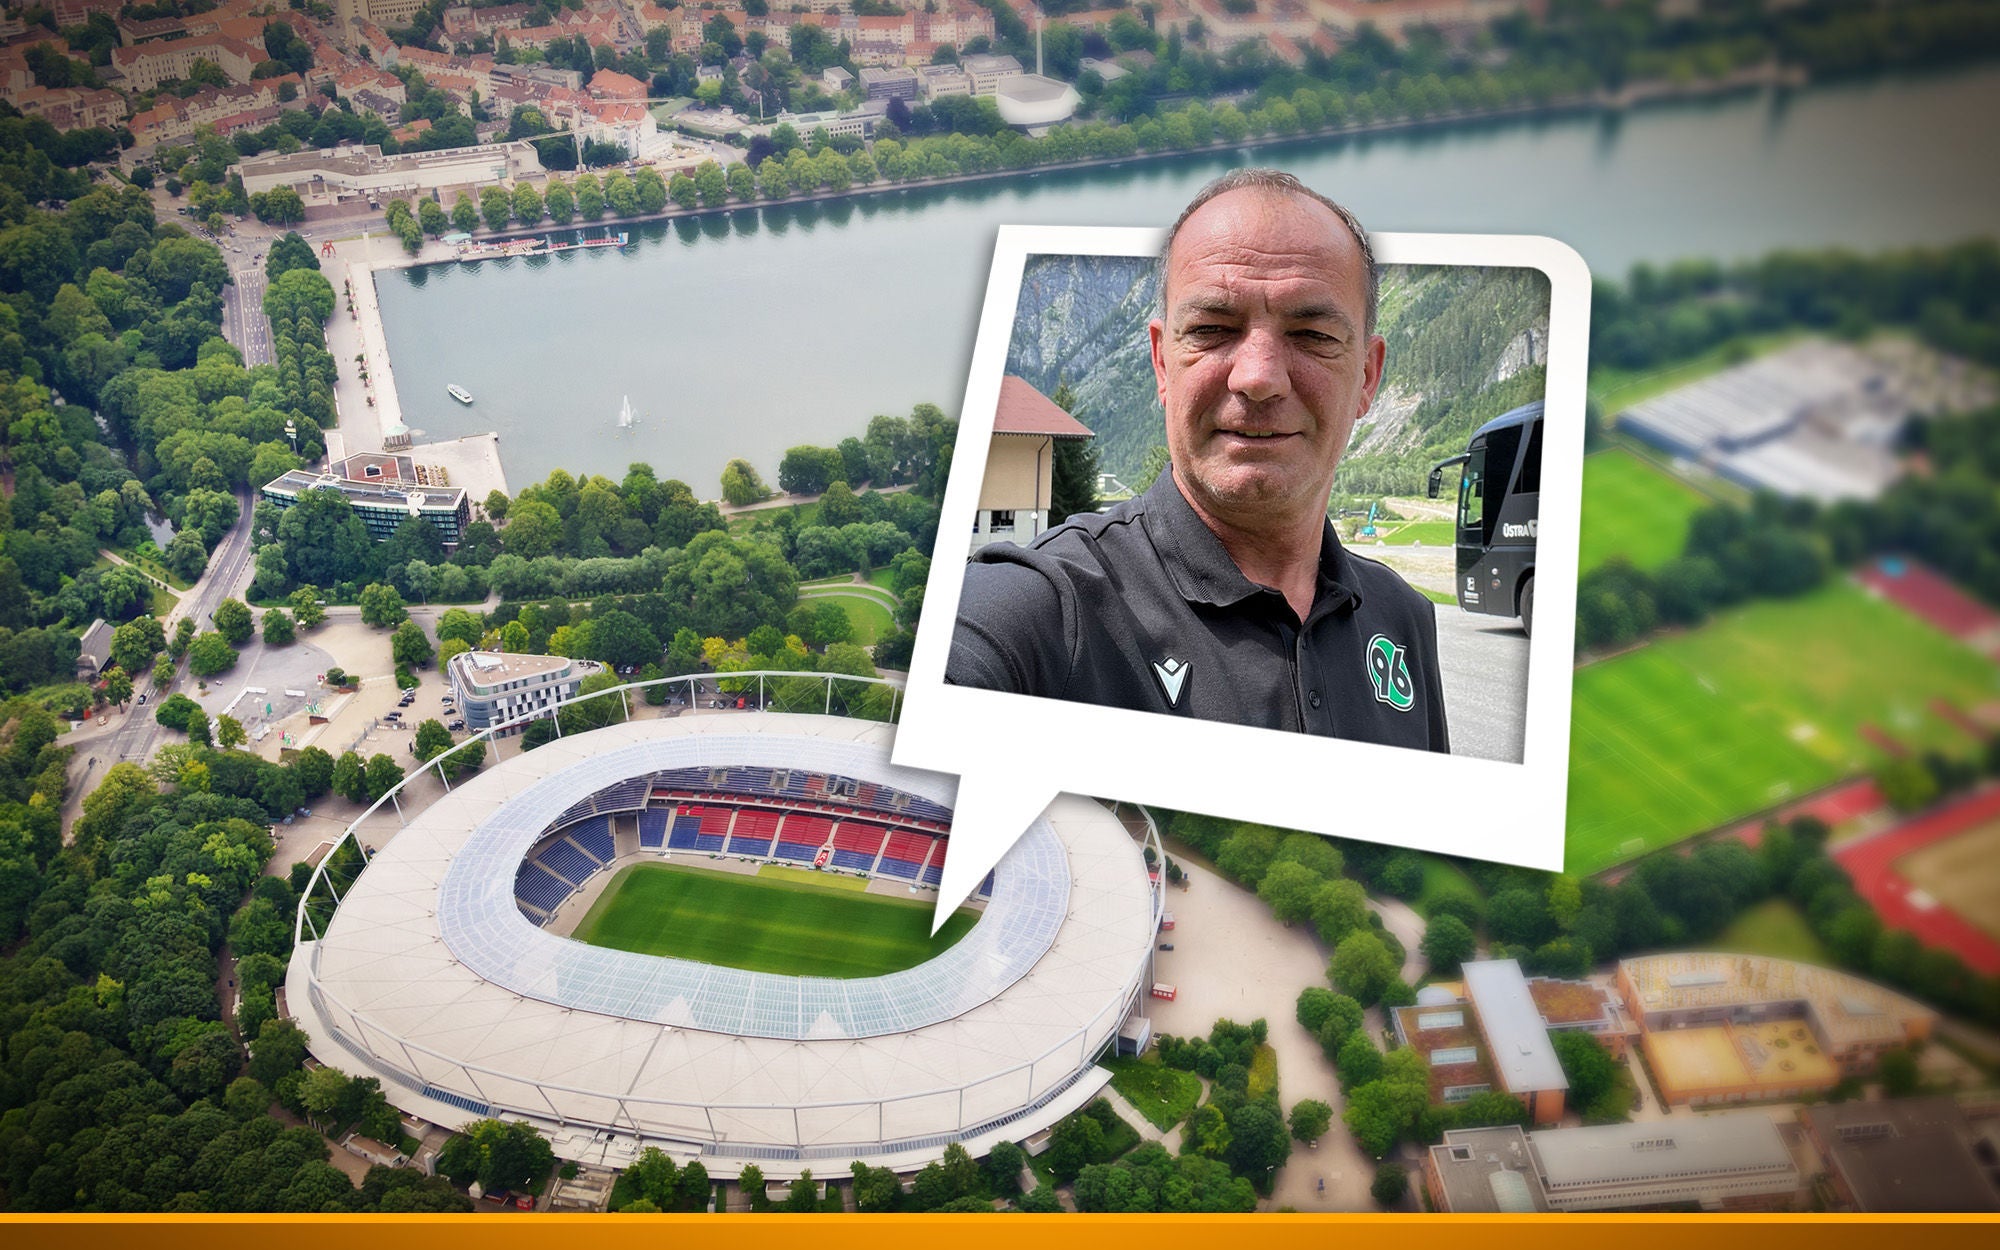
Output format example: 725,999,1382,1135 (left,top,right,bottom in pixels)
1142,855,1376,1211
1433,605,1530,765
